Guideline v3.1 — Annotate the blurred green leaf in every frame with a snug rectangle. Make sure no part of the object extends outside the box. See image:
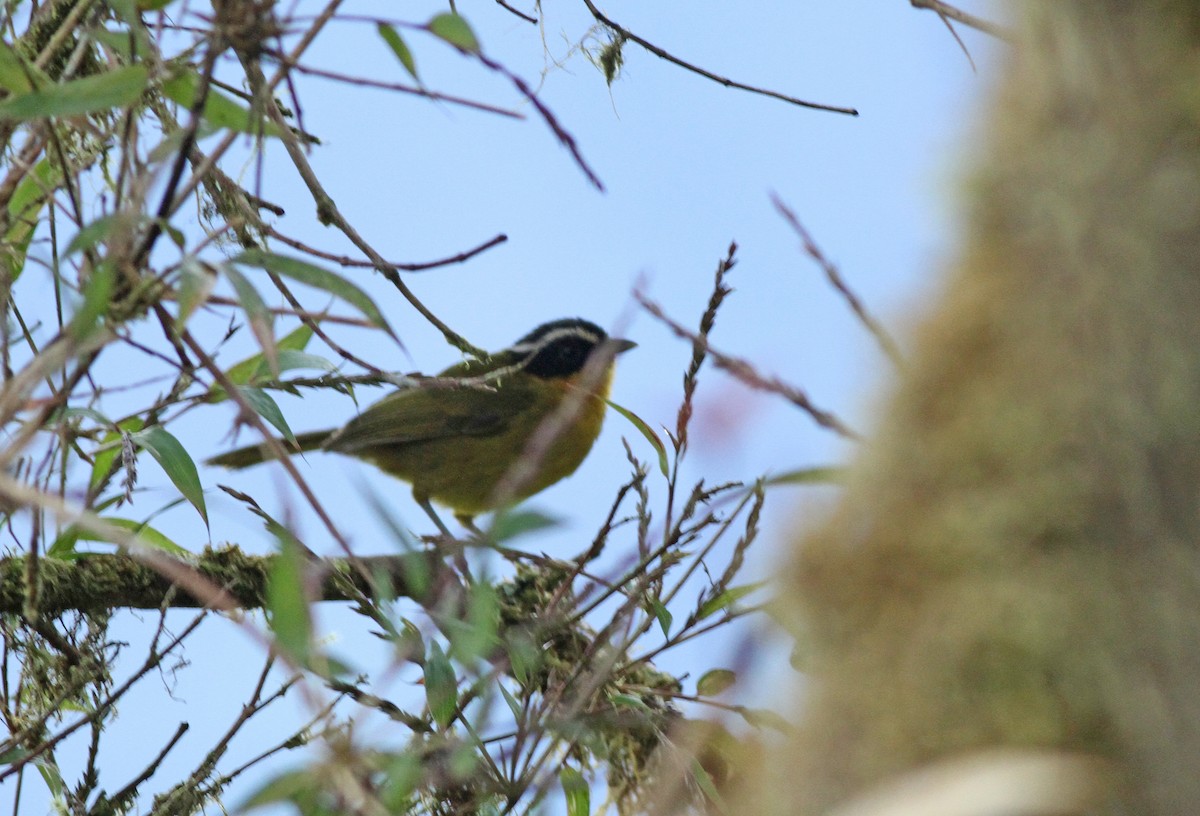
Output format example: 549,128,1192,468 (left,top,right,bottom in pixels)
0,64,147,120
696,669,736,697
736,707,790,733
606,398,669,478
446,581,499,664
378,24,419,81
131,426,209,527
266,535,313,665
4,157,61,281
427,13,480,53
232,249,392,333
697,581,765,621
89,25,156,60
70,516,188,555
0,40,44,94
161,70,286,136
648,597,672,637
68,262,115,341
505,627,540,686
488,508,561,542
689,758,727,813
378,752,421,812
238,386,296,445
221,323,314,389
66,212,148,257
424,640,458,729
34,758,64,798
609,693,649,711
764,466,843,486
175,257,217,328
560,767,589,816
240,769,320,812
498,682,522,720
220,263,277,377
